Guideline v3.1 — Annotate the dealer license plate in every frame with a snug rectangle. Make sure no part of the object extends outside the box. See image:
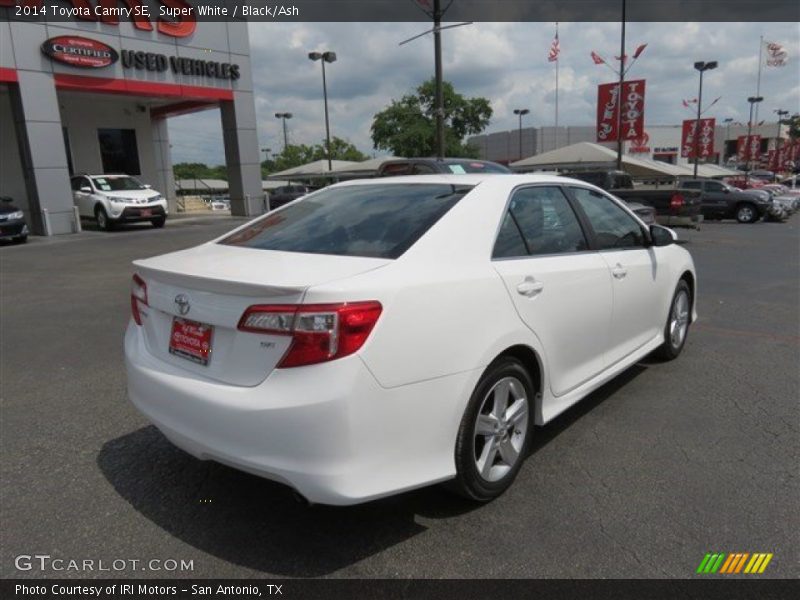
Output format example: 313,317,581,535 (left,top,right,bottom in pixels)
169,318,213,366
